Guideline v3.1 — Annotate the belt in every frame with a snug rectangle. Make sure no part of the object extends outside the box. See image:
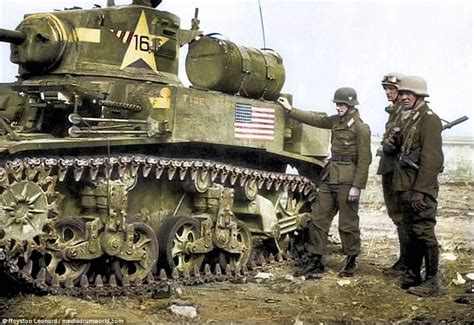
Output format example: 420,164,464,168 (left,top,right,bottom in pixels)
331,155,357,162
